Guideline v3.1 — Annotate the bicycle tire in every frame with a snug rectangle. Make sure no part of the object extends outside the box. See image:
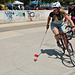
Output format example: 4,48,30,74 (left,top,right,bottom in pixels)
65,26,73,40
67,43,75,66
